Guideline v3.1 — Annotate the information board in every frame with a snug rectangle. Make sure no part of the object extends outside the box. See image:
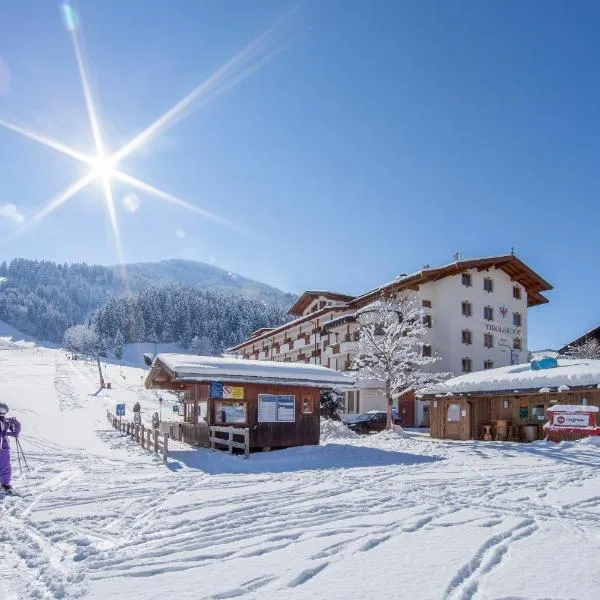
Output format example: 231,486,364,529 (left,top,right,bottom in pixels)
116,403,125,416
258,395,295,423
